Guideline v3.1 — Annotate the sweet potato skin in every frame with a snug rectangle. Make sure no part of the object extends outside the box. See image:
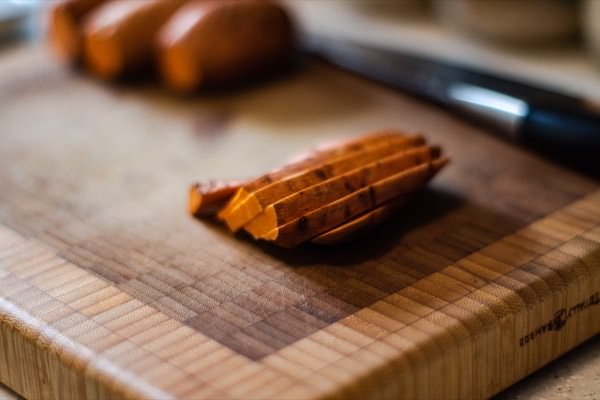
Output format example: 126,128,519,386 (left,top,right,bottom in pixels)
265,158,448,248
242,145,437,237
49,0,107,63
231,131,417,198
190,131,448,247
189,180,243,217
311,196,410,245
218,132,424,230
158,0,295,92
82,0,185,79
